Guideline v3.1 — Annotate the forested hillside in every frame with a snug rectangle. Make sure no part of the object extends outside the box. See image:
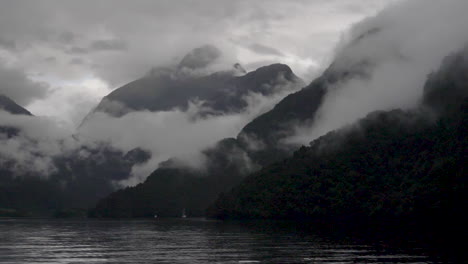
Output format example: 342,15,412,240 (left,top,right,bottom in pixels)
207,49,468,233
